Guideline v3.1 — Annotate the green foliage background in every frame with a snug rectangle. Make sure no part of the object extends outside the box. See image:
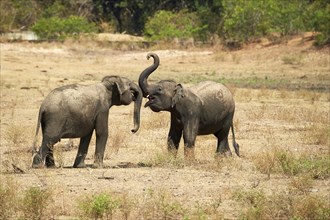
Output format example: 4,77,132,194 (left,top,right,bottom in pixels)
1,0,329,45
